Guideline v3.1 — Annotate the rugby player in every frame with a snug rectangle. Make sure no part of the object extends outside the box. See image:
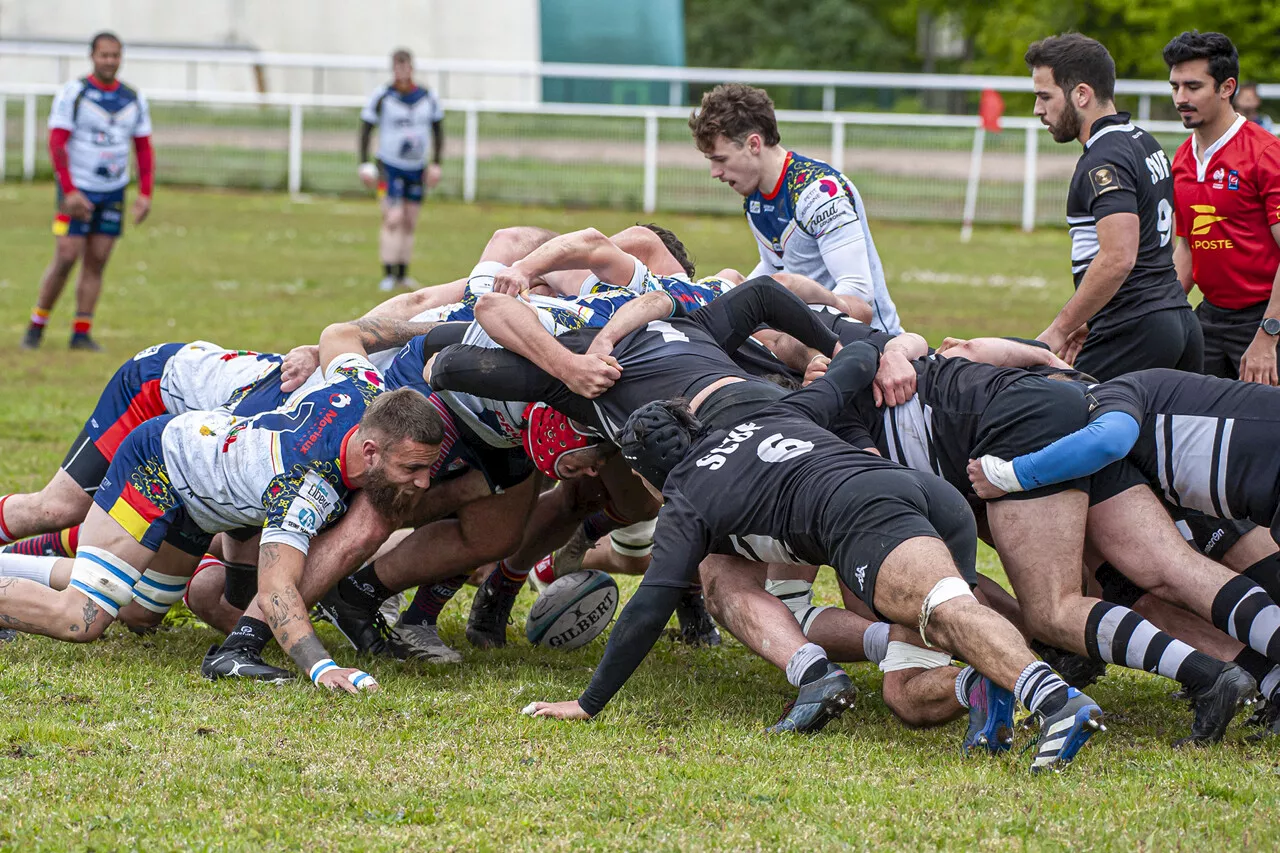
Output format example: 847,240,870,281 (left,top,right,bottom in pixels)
24,32,153,351
359,49,444,292
689,83,898,333
1164,31,1280,384
1026,35,1201,379
526,344,1104,773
